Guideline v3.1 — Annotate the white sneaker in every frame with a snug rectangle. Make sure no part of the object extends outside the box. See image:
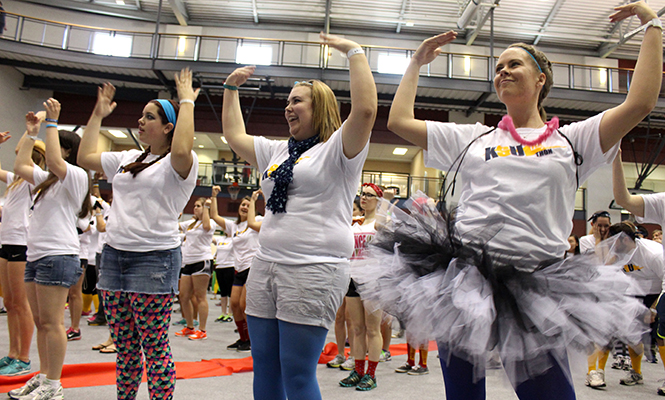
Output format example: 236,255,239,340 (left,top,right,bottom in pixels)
21,383,63,400
8,374,41,399
340,356,355,371
326,354,346,368
620,369,644,386
585,369,606,388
